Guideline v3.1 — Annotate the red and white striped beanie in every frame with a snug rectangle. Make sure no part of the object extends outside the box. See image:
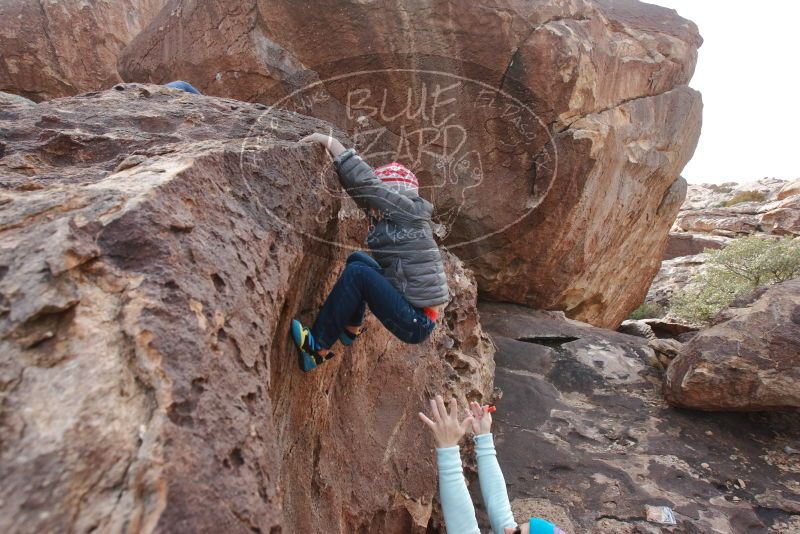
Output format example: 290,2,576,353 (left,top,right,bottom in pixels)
375,162,419,195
